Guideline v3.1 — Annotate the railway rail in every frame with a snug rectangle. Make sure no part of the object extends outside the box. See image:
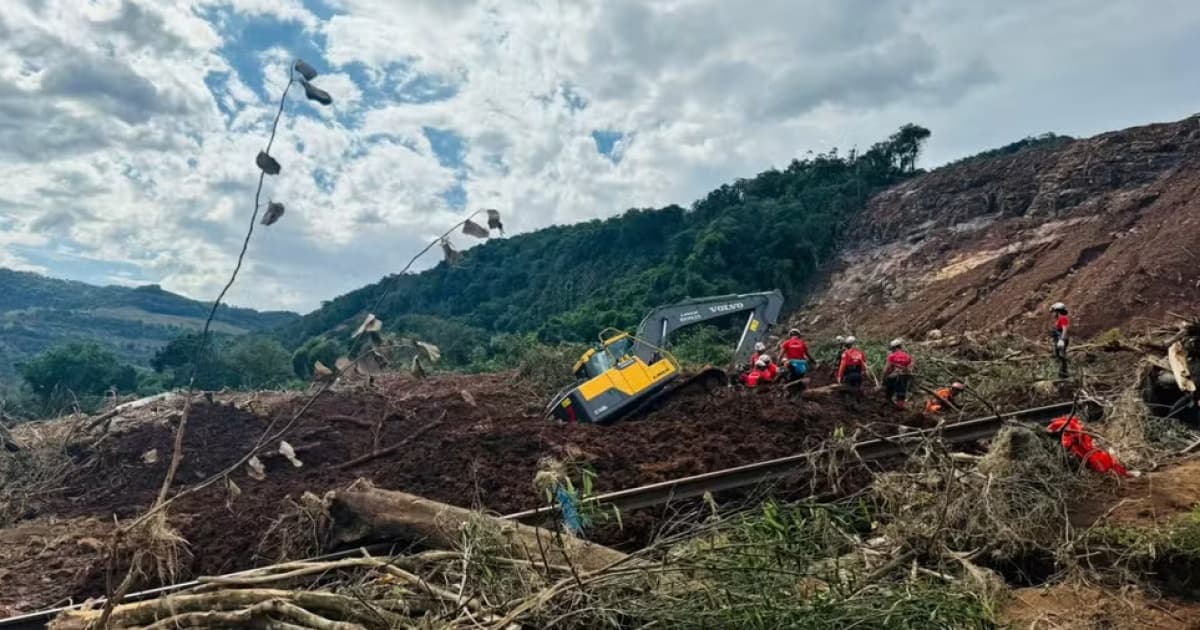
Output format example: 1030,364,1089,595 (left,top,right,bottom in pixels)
0,400,1080,629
